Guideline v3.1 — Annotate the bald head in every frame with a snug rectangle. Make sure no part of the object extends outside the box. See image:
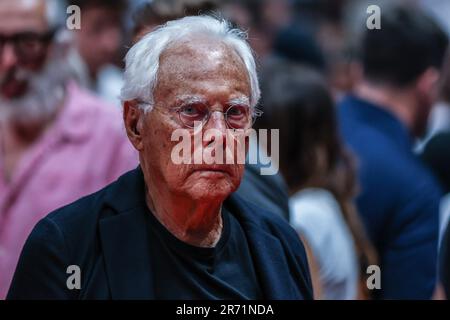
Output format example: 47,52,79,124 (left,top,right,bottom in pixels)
0,0,49,34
